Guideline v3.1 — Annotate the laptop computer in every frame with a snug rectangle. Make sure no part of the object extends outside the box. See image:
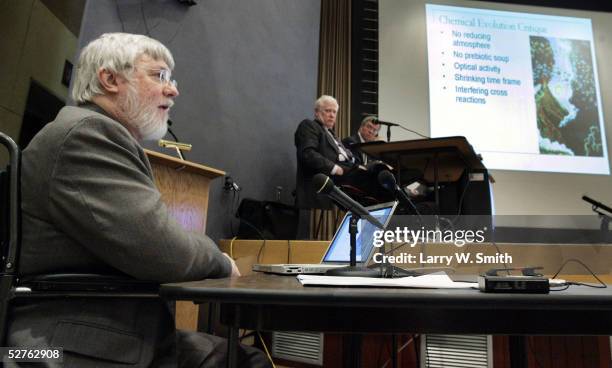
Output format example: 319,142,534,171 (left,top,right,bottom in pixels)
252,201,398,275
